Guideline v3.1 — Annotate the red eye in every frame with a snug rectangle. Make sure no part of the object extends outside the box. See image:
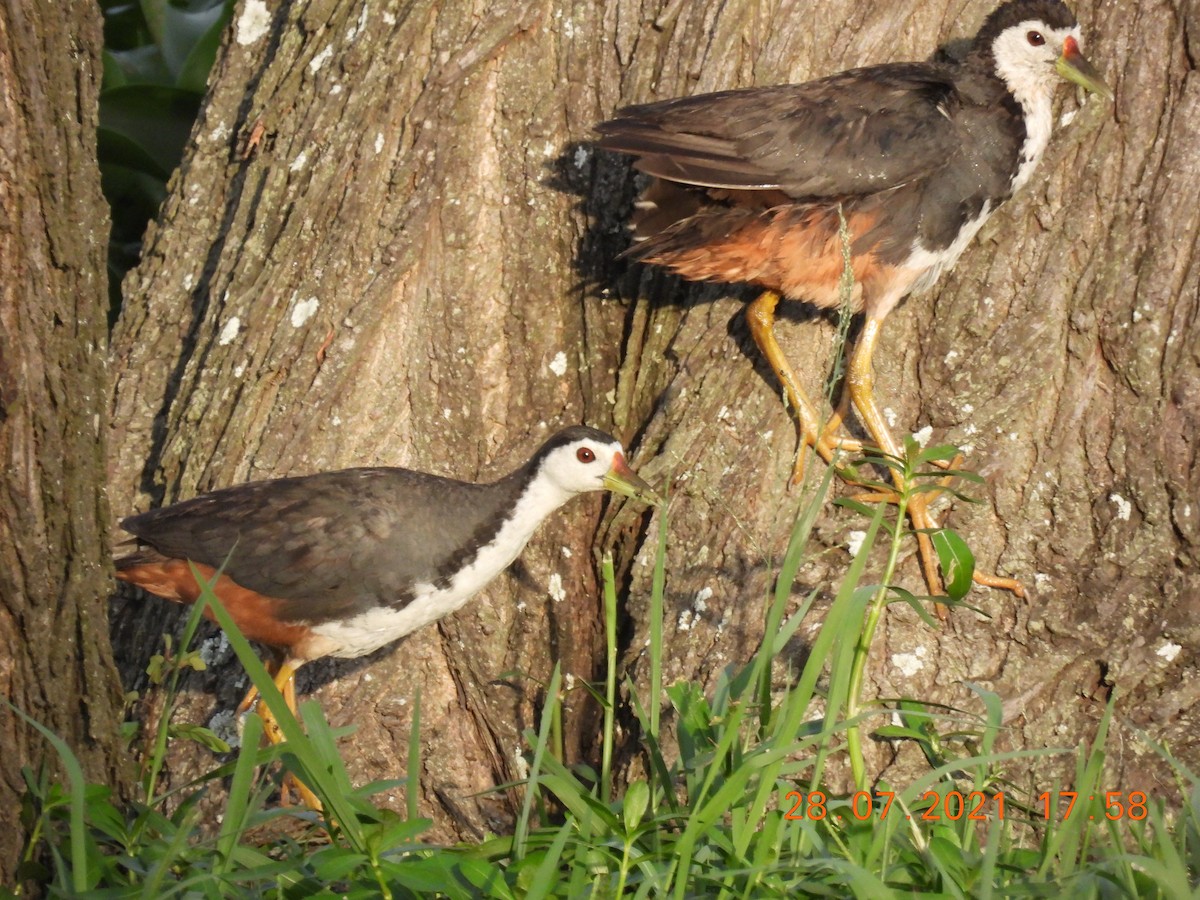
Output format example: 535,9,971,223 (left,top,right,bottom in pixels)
1027,30,1045,46
577,447,596,463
